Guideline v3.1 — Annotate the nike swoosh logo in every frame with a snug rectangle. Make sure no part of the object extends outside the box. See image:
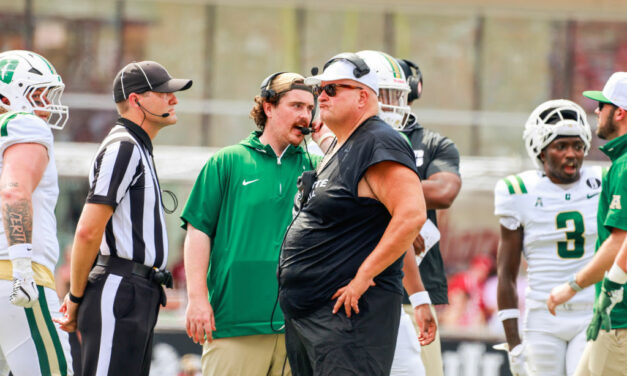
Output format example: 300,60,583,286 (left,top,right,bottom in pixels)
587,192,600,199
242,179,259,186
